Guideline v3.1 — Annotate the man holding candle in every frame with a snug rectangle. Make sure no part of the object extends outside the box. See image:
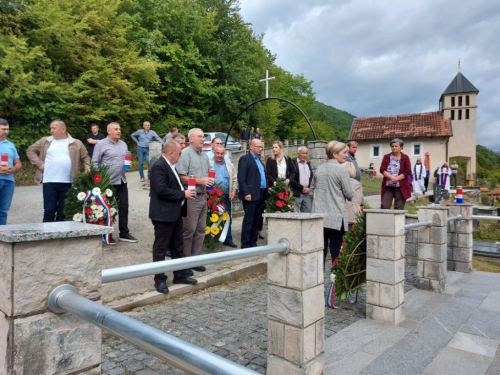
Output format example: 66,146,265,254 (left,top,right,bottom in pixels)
177,128,214,271
0,119,22,225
